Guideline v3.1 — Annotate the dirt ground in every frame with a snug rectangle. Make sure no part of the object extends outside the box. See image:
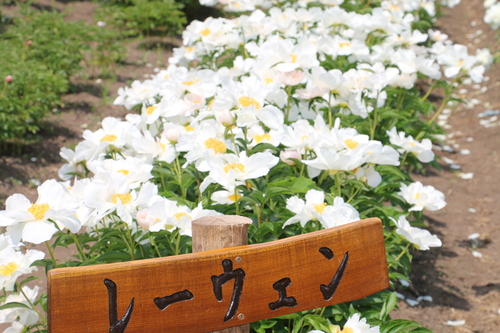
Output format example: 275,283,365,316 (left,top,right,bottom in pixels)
1,1,499,332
